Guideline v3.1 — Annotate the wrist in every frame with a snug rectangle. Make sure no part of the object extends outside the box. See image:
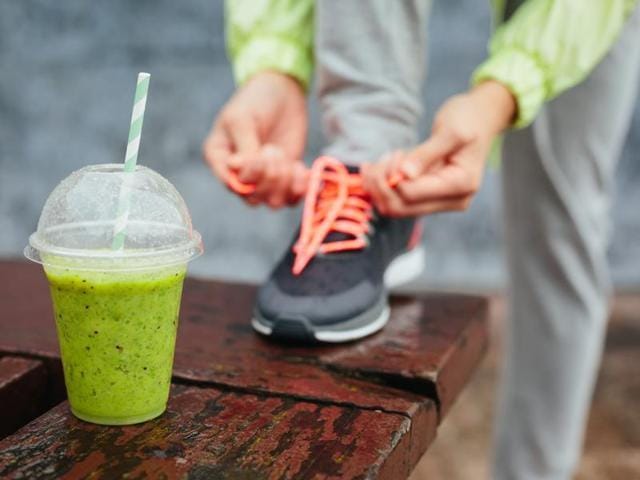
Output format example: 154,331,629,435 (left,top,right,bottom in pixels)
469,80,517,133
247,70,306,96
